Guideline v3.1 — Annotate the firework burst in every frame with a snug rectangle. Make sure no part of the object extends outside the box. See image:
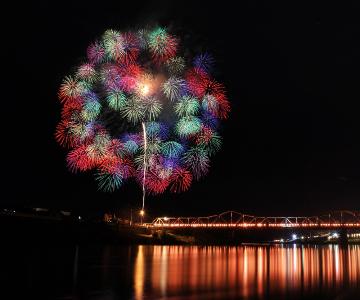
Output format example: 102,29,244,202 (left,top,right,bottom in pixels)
56,26,230,198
